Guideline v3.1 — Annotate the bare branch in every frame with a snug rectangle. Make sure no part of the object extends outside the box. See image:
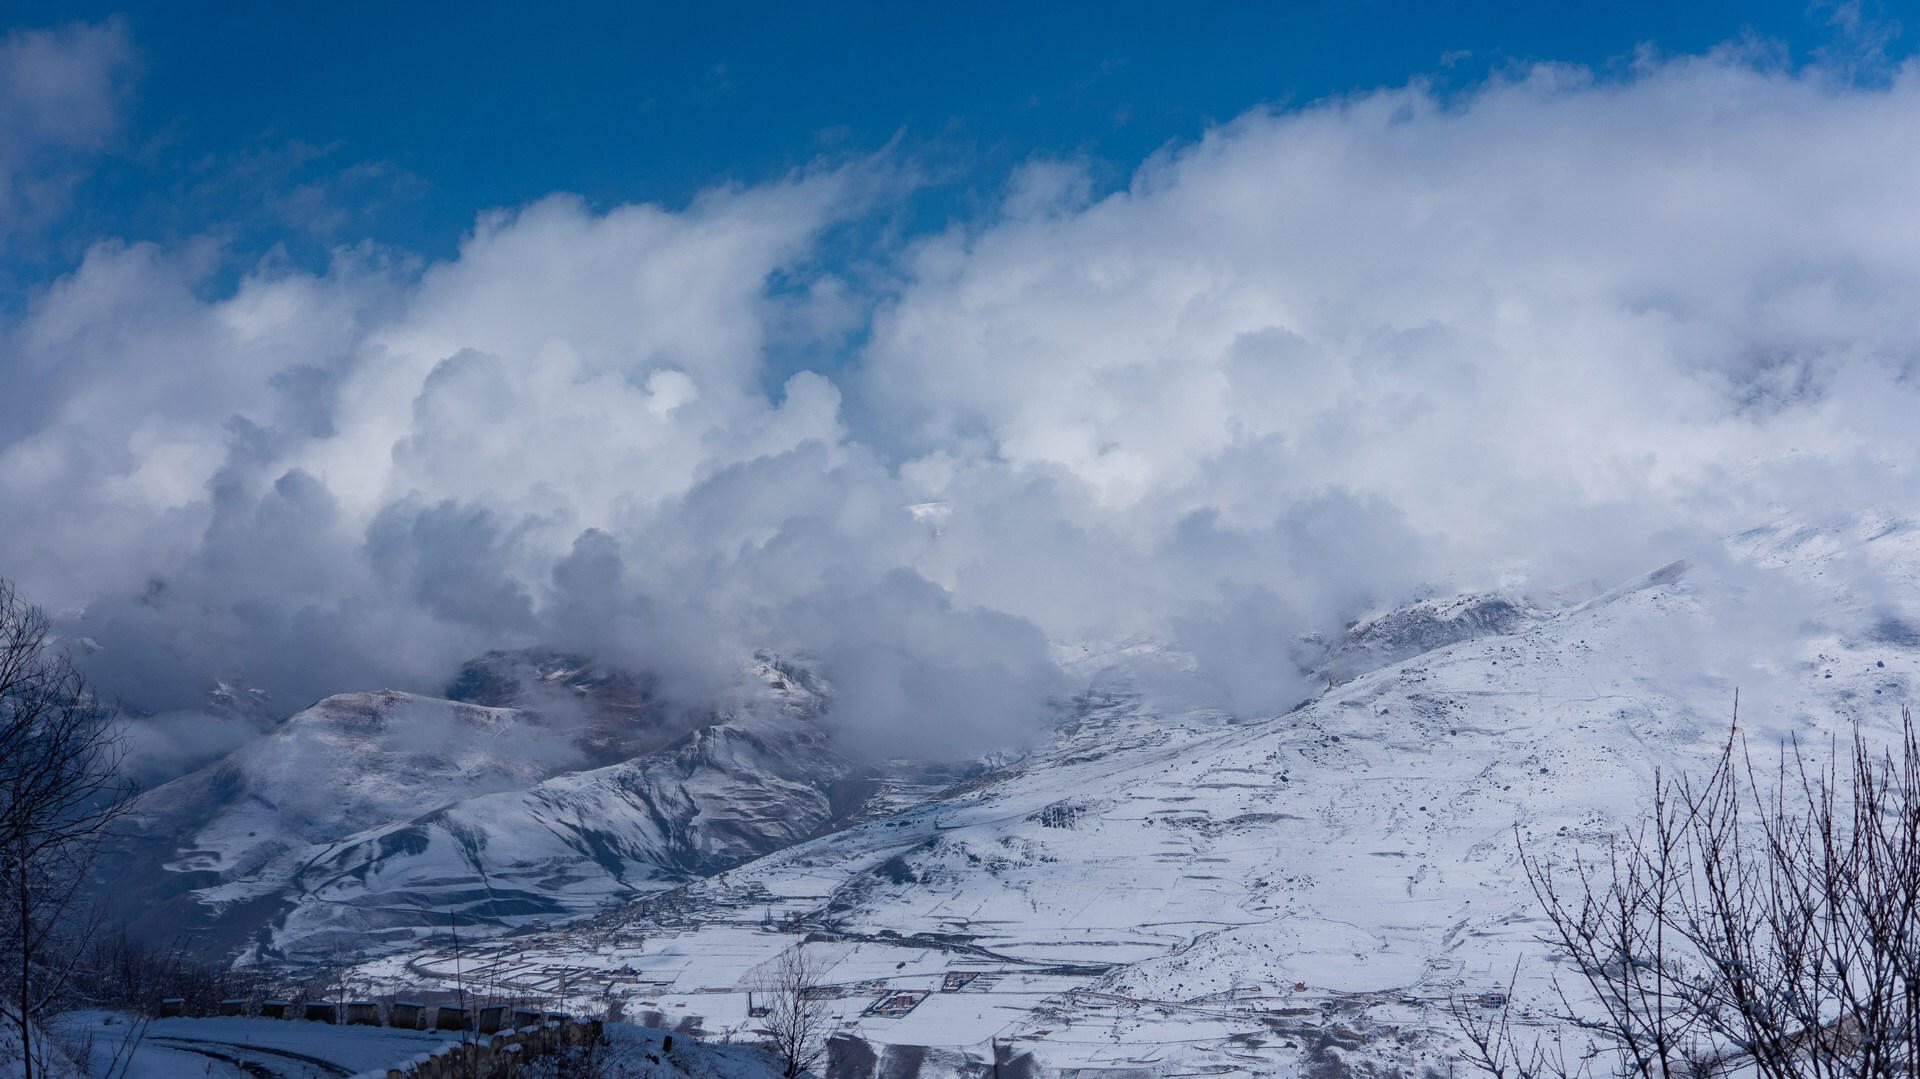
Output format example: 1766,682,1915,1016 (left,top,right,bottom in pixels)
1509,702,1920,1079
